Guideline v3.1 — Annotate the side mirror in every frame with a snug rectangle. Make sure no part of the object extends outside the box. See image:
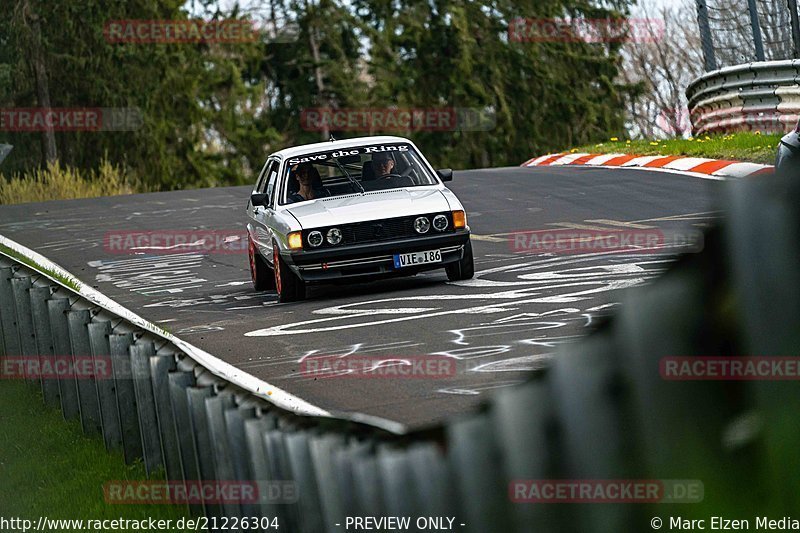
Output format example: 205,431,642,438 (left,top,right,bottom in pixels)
437,168,453,182
251,192,269,207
